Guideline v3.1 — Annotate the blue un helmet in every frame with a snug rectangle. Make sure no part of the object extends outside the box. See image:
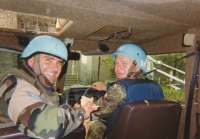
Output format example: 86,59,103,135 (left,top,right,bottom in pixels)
21,35,68,61
112,43,147,73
